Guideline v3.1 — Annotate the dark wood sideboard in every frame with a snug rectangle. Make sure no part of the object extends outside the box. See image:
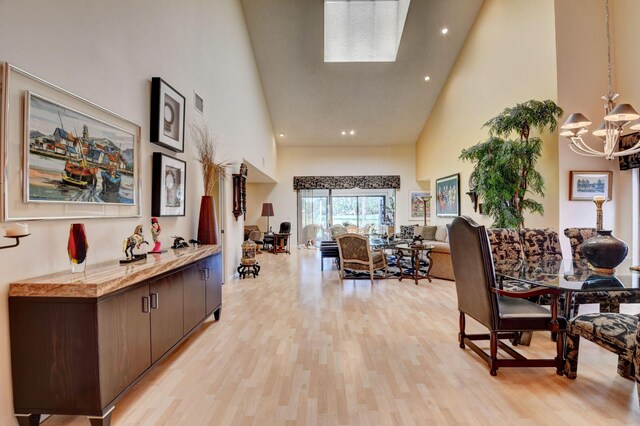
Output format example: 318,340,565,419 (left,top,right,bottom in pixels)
8,246,223,426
